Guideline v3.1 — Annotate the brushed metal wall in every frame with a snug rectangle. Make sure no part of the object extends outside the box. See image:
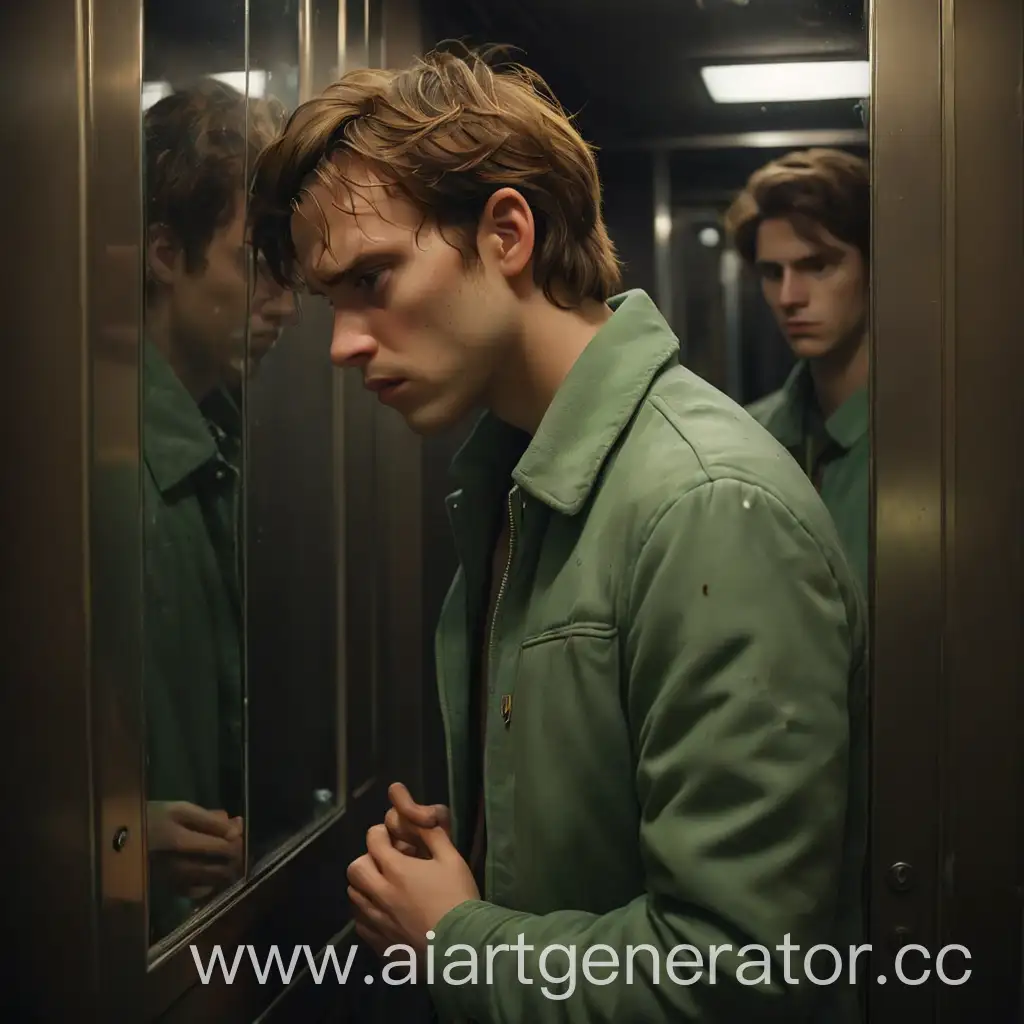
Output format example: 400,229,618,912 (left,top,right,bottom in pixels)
869,0,1024,1018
